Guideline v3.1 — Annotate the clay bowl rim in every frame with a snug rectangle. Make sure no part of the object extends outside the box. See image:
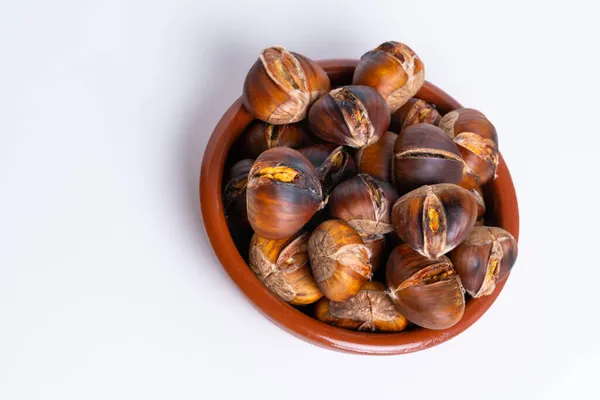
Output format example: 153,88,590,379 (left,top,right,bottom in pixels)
200,59,520,355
